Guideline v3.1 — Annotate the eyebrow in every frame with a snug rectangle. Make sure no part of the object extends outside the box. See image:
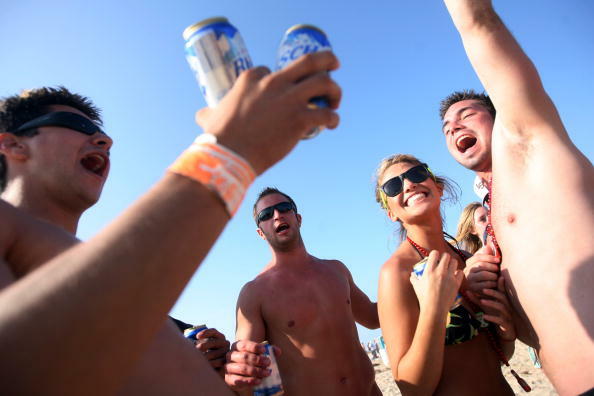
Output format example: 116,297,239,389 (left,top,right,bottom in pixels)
442,106,475,130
